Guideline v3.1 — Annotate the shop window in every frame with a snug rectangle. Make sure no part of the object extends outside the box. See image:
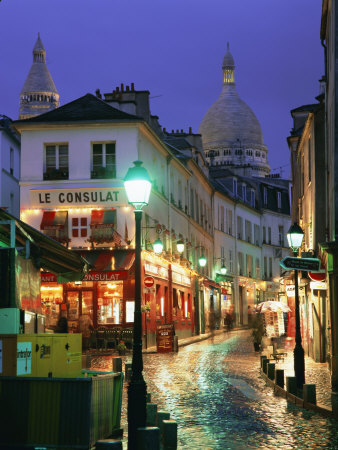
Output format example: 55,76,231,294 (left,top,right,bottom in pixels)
97,282,123,325
126,301,135,323
173,288,178,309
72,217,88,237
40,284,63,329
161,296,164,317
